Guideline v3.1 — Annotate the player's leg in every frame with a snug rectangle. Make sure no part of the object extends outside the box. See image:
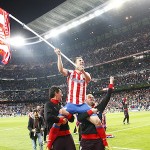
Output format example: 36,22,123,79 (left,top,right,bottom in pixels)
123,111,126,124
80,139,93,150
46,103,75,150
93,140,105,150
64,135,76,150
76,103,108,147
87,115,108,147
47,124,61,150
127,113,129,124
